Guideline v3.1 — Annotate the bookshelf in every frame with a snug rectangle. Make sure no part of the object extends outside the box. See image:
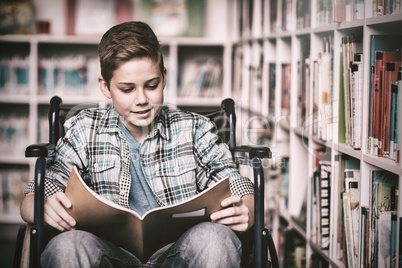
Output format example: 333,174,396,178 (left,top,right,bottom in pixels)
0,0,231,224
231,0,402,267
